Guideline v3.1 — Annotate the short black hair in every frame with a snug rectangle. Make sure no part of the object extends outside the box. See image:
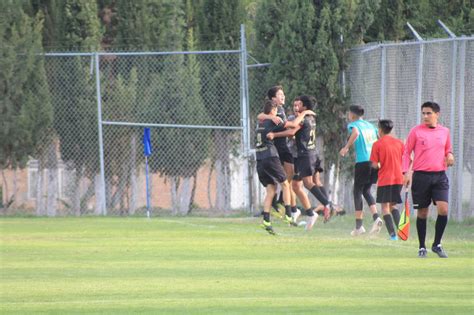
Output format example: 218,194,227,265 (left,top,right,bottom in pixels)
299,95,317,111
378,119,394,134
349,105,364,116
267,85,283,99
421,101,440,113
263,99,277,114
